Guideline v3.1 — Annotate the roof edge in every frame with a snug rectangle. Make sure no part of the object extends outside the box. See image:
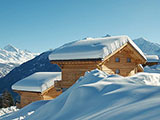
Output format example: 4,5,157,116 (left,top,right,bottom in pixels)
50,58,103,62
